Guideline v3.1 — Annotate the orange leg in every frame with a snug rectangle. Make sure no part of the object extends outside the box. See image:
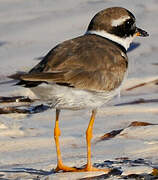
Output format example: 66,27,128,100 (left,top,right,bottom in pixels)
85,109,96,170
83,109,110,173
54,109,110,173
54,109,78,172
